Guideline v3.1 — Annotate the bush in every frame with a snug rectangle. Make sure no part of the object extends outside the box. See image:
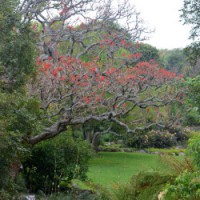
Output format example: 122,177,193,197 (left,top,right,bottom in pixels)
125,130,178,148
187,132,200,168
114,171,175,200
159,155,194,175
0,131,27,196
146,148,186,156
164,171,200,200
22,132,93,193
184,108,200,126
